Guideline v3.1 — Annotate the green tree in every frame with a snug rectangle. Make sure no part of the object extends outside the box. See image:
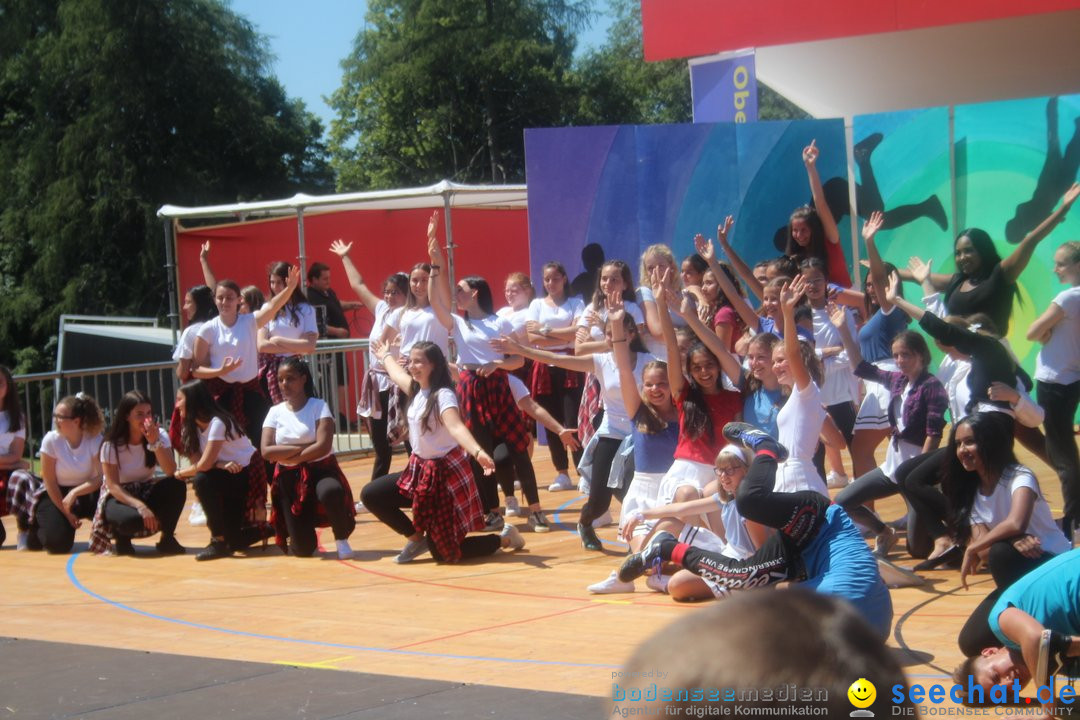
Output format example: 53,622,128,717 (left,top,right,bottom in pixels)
329,0,590,190
0,0,332,371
